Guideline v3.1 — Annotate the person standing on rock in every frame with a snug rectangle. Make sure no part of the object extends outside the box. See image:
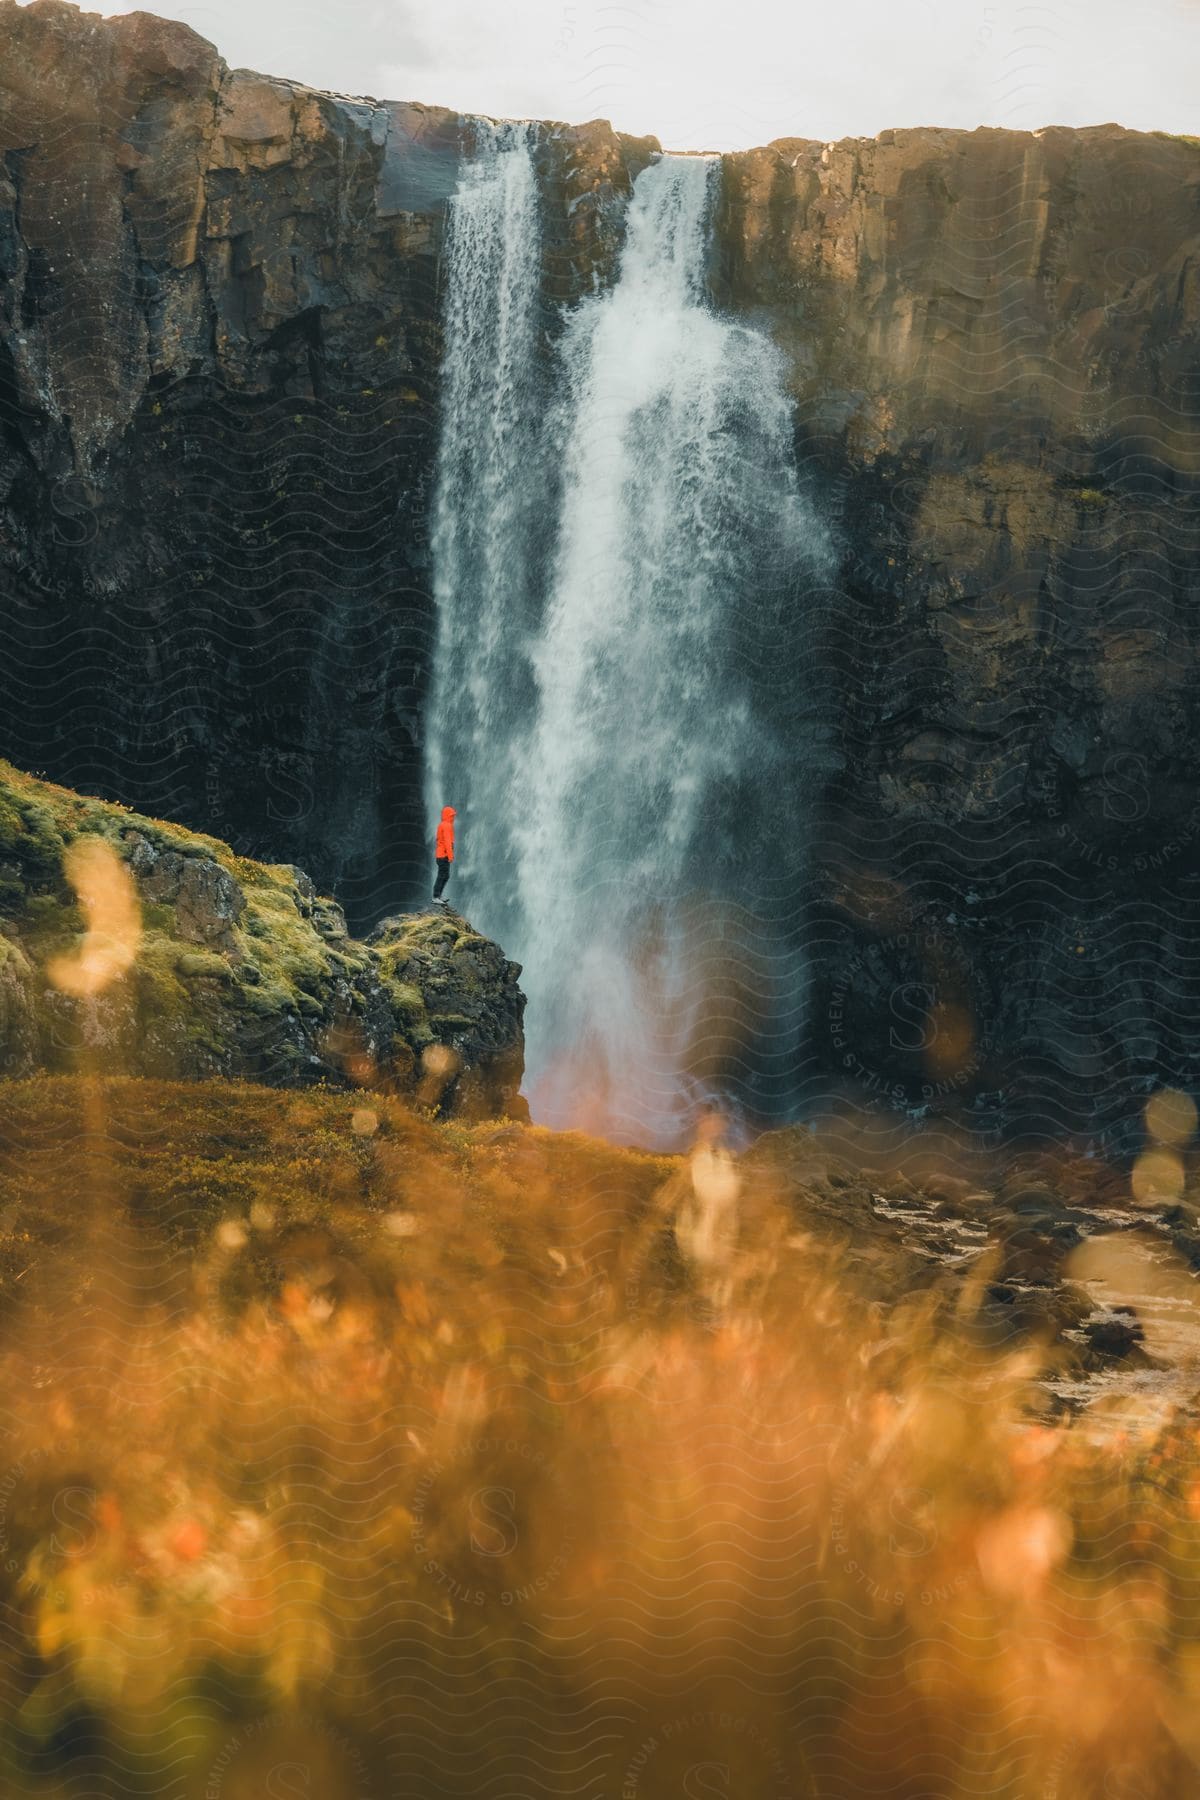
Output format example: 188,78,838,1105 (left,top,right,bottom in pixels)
433,805,456,905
